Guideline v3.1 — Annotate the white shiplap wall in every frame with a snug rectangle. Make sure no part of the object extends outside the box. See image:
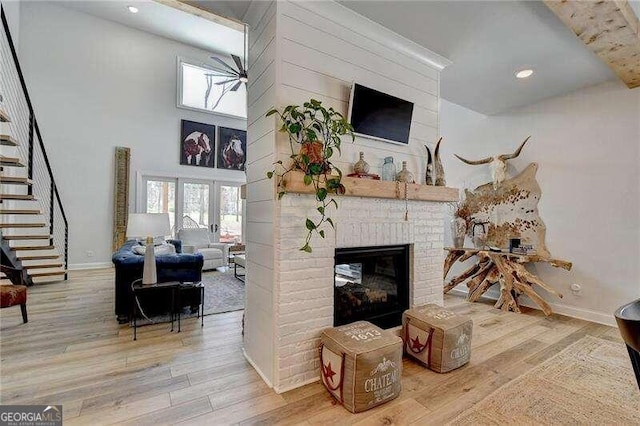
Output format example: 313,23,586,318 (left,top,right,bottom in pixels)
243,0,277,386
275,1,444,179
244,0,450,391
